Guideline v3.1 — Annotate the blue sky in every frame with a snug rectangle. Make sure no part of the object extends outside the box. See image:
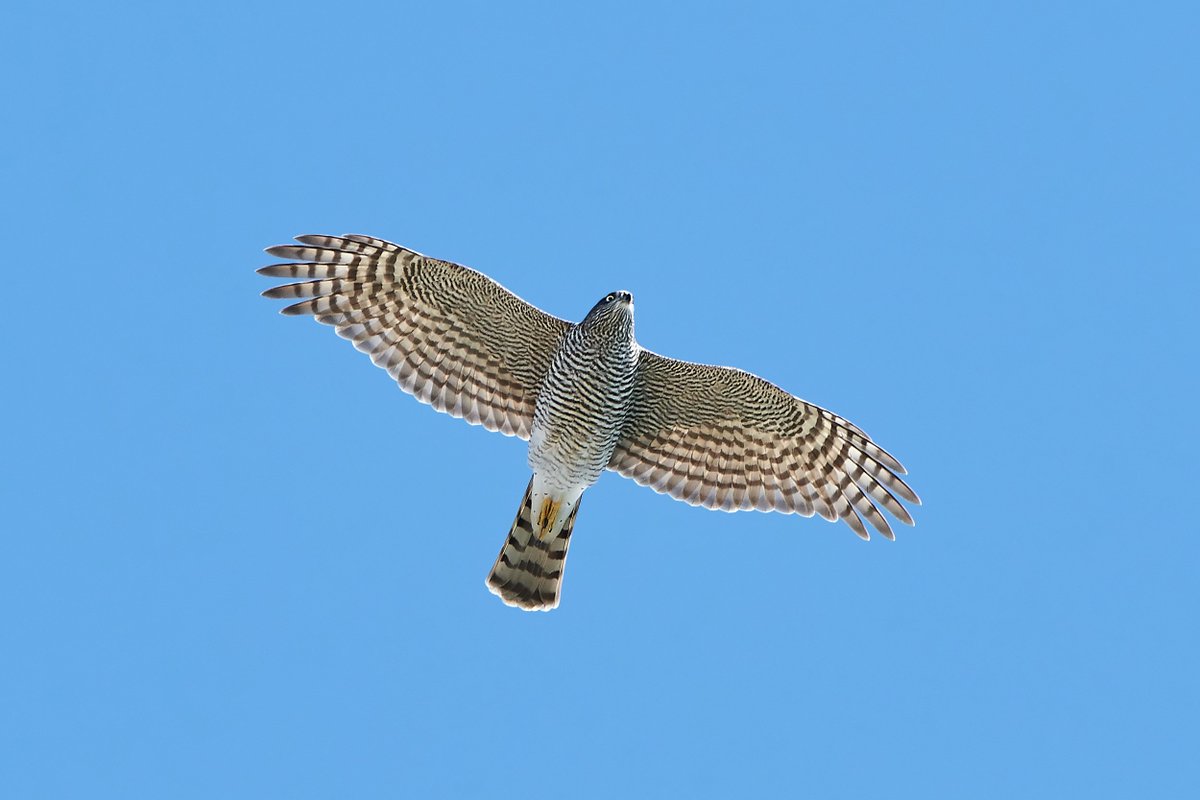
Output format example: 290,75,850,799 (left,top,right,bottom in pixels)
3,1,1197,797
